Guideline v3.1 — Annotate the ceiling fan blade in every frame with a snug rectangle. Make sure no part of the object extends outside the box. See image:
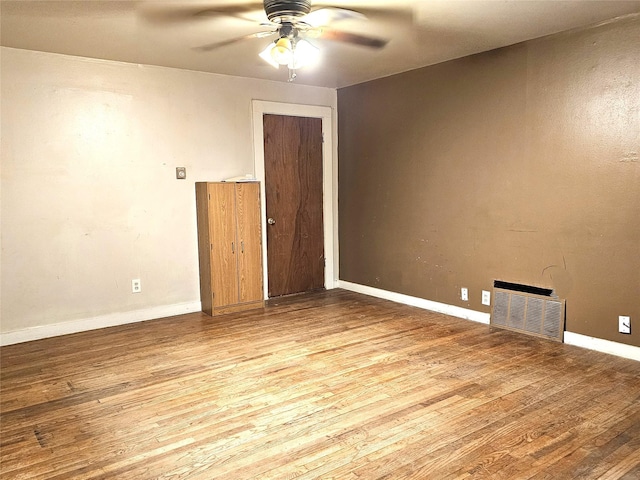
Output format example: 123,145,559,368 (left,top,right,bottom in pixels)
141,2,264,24
194,31,276,52
302,7,366,27
194,3,265,22
317,29,389,49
